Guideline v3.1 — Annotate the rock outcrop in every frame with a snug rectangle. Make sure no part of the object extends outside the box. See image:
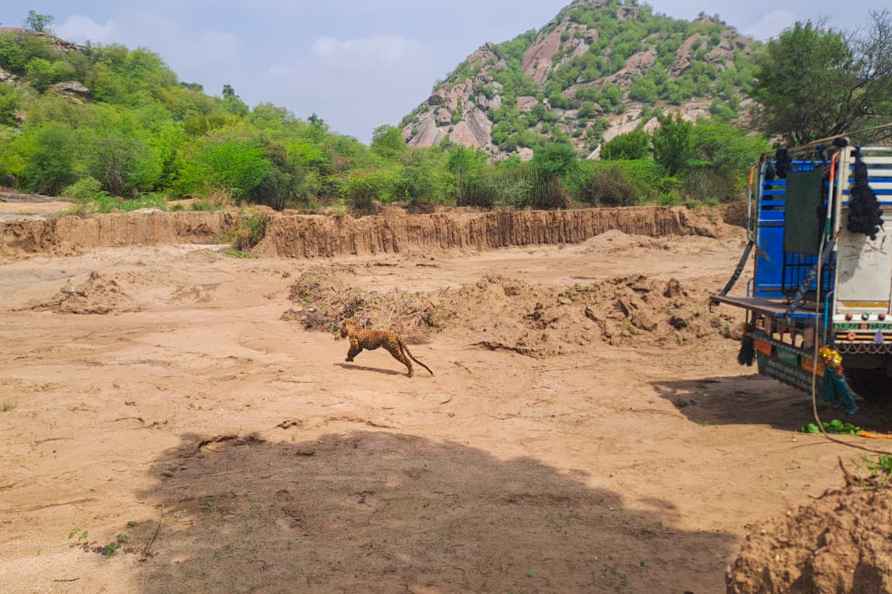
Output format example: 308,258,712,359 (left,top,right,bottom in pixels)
400,0,754,160
50,80,90,101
